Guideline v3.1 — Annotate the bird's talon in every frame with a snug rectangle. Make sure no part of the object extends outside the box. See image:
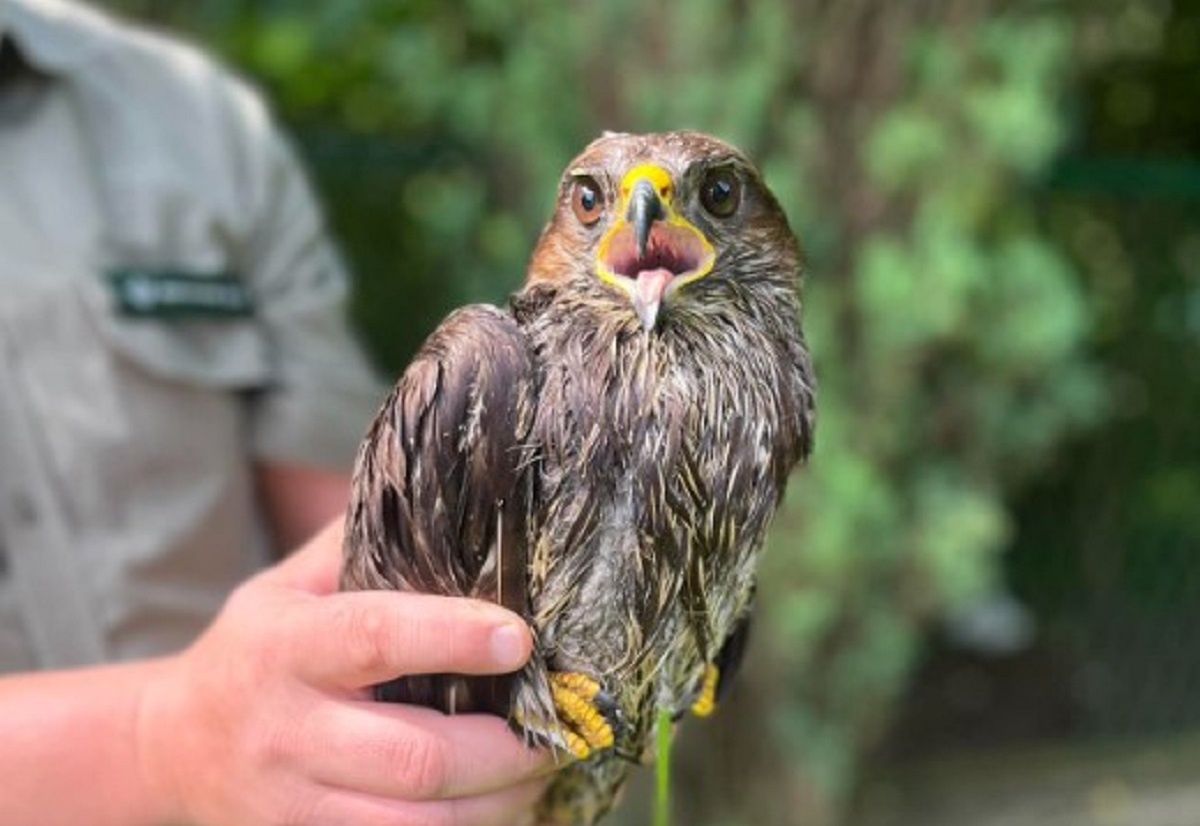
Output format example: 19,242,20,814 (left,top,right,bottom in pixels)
593,689,620,720
550,671,618,755
562,729,591,760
